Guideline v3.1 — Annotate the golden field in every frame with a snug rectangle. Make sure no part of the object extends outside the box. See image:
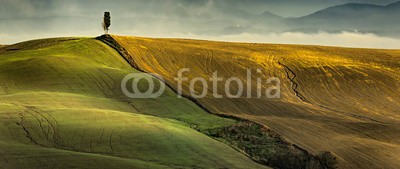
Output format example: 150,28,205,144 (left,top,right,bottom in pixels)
112,35,400,169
